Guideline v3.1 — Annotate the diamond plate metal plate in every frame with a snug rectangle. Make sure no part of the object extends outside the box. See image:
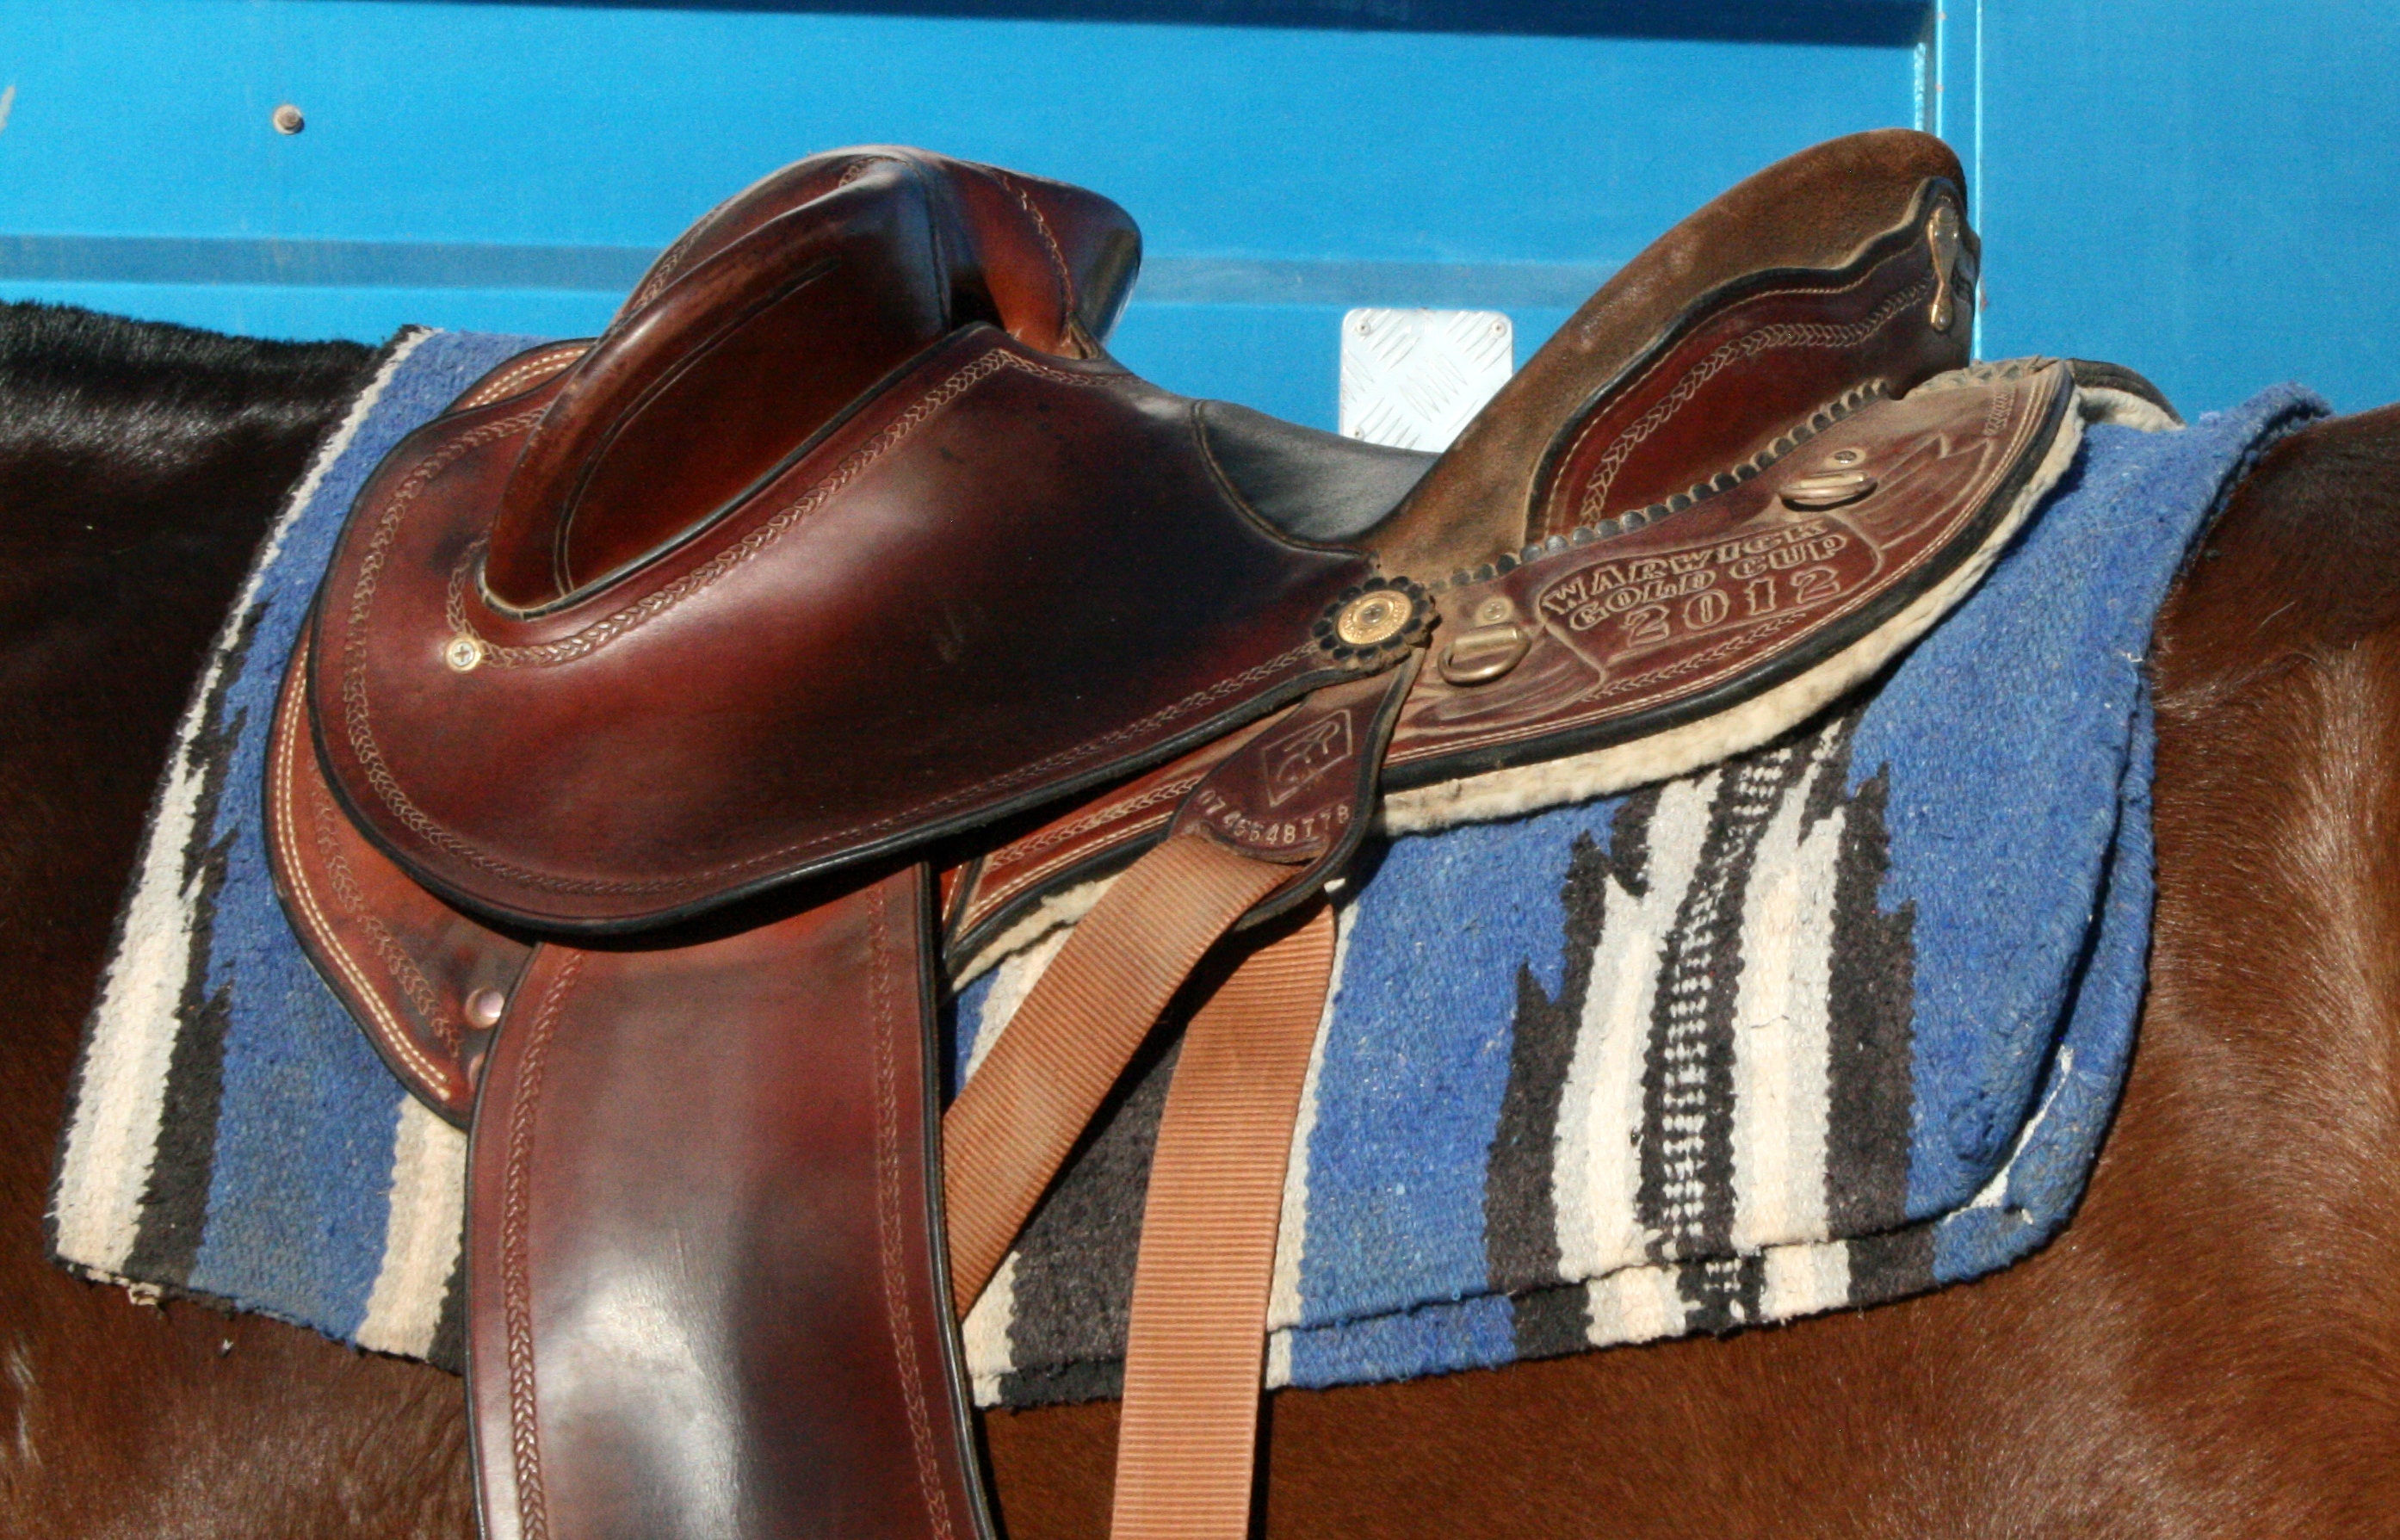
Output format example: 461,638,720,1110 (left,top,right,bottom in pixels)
1338,307,1513,451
